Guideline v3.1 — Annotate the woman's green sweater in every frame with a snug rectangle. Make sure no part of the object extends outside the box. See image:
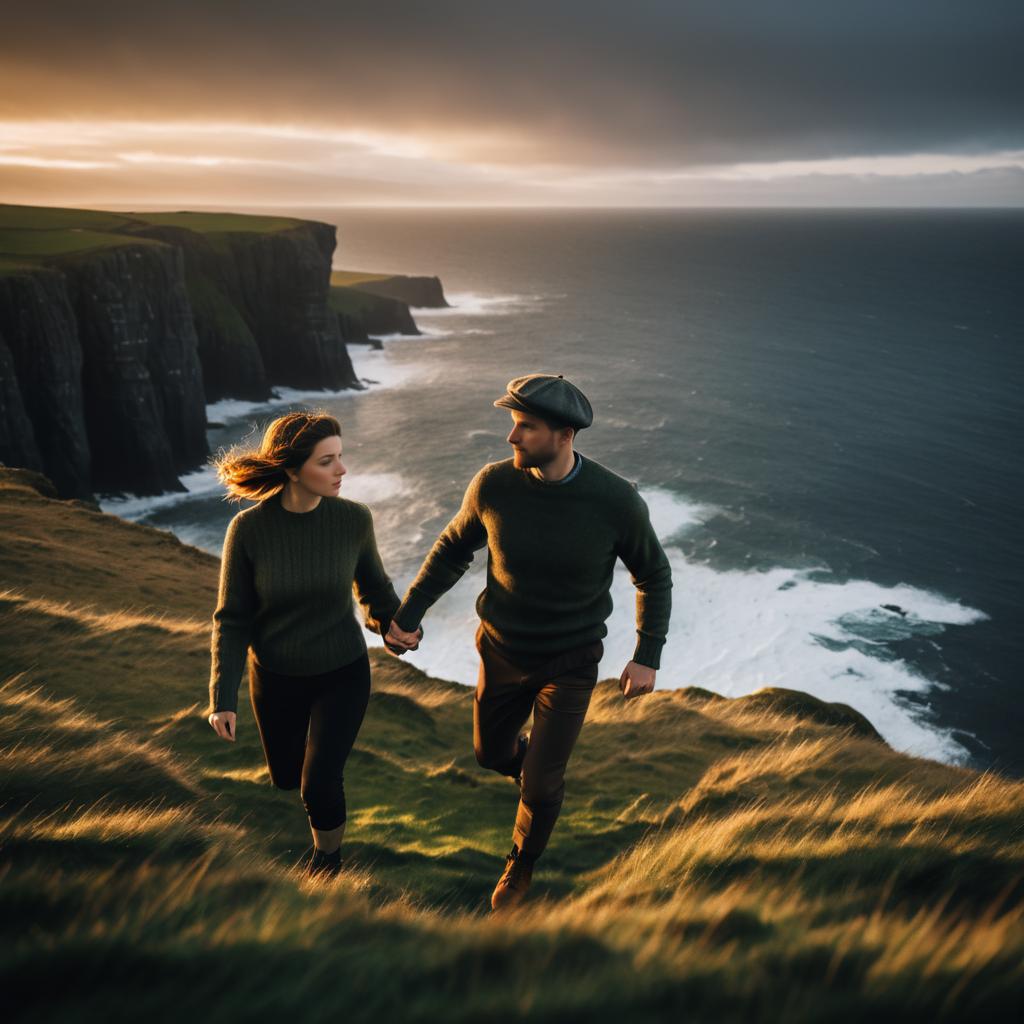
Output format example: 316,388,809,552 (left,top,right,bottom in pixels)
208,491,399,713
